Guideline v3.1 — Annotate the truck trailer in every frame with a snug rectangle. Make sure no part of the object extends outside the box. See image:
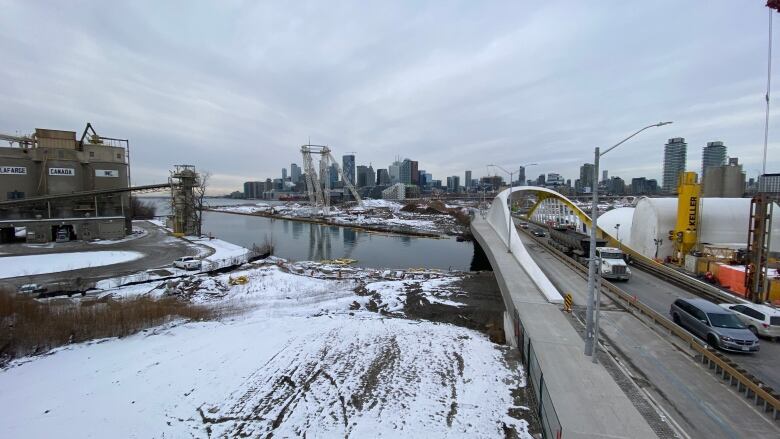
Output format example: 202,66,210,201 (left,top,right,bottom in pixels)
546,226,631,281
